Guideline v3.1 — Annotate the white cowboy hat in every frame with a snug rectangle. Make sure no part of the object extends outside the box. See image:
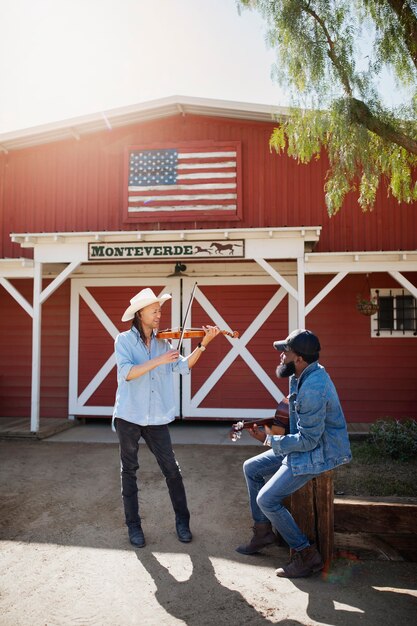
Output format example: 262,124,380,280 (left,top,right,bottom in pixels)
121,288,172,322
